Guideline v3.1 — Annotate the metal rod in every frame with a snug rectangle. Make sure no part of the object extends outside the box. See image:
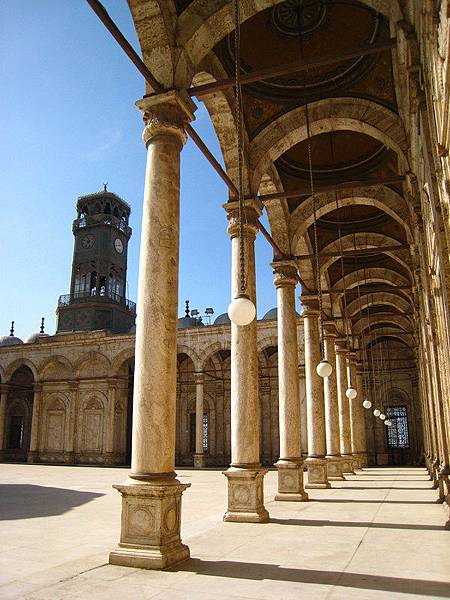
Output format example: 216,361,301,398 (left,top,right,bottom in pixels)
249,176,405,203
322,284,412,296
188,38,397,98
86,0,163,92
292,244,410,261
256,220,284,258
350,311,414,319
